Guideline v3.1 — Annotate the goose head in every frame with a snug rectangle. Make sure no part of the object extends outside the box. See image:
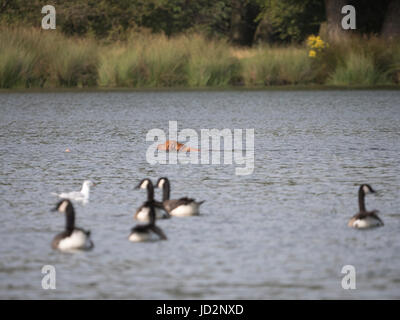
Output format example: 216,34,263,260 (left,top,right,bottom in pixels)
52,199,73,213
136,178,153,190
156,177,169,189
360,184,376,195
